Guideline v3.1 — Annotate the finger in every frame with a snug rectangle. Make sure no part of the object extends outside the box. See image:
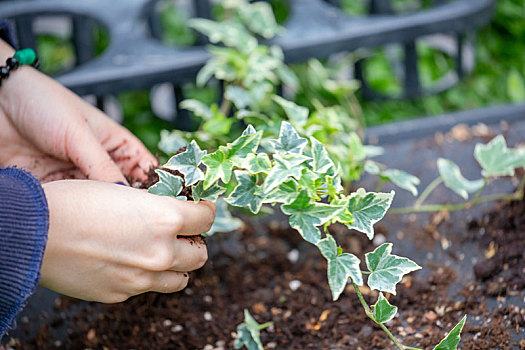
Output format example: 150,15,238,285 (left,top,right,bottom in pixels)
171,236,208,272
148,271,189,294
66,128,129,184
82,103,158,179
169,199,216,236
